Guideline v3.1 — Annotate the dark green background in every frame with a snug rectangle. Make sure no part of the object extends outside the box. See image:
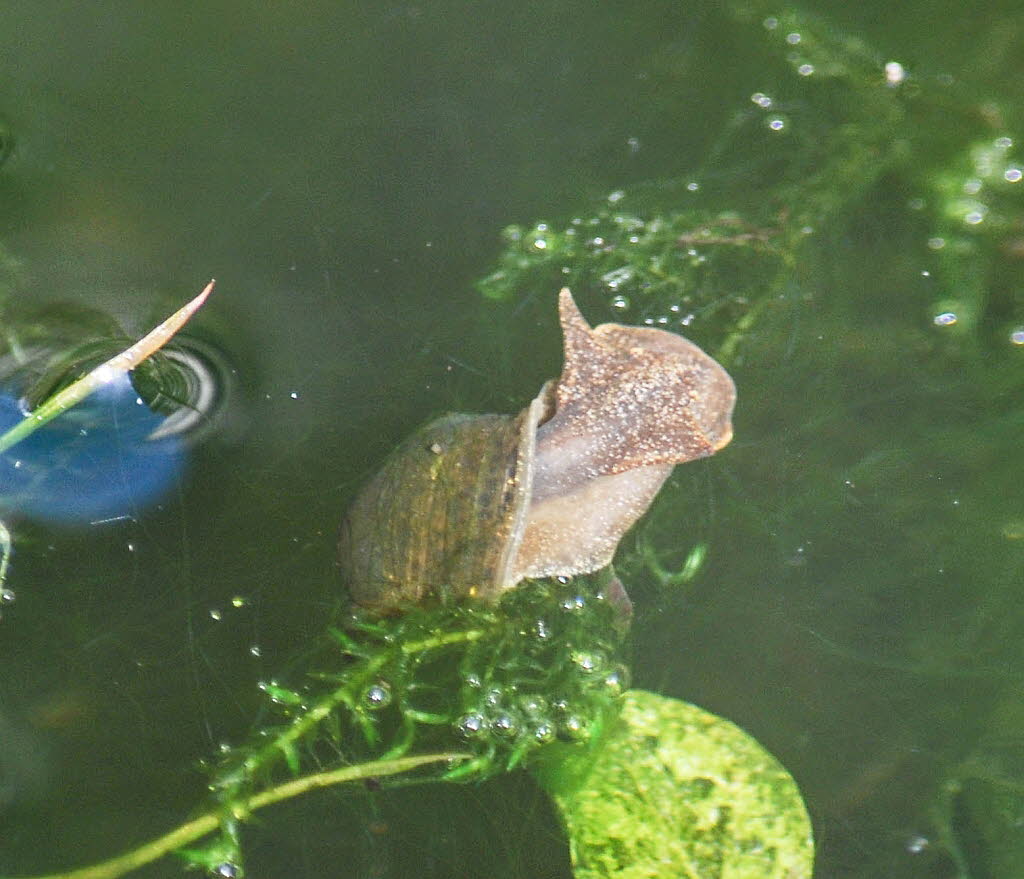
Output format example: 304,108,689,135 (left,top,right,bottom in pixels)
2,2,1023,877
